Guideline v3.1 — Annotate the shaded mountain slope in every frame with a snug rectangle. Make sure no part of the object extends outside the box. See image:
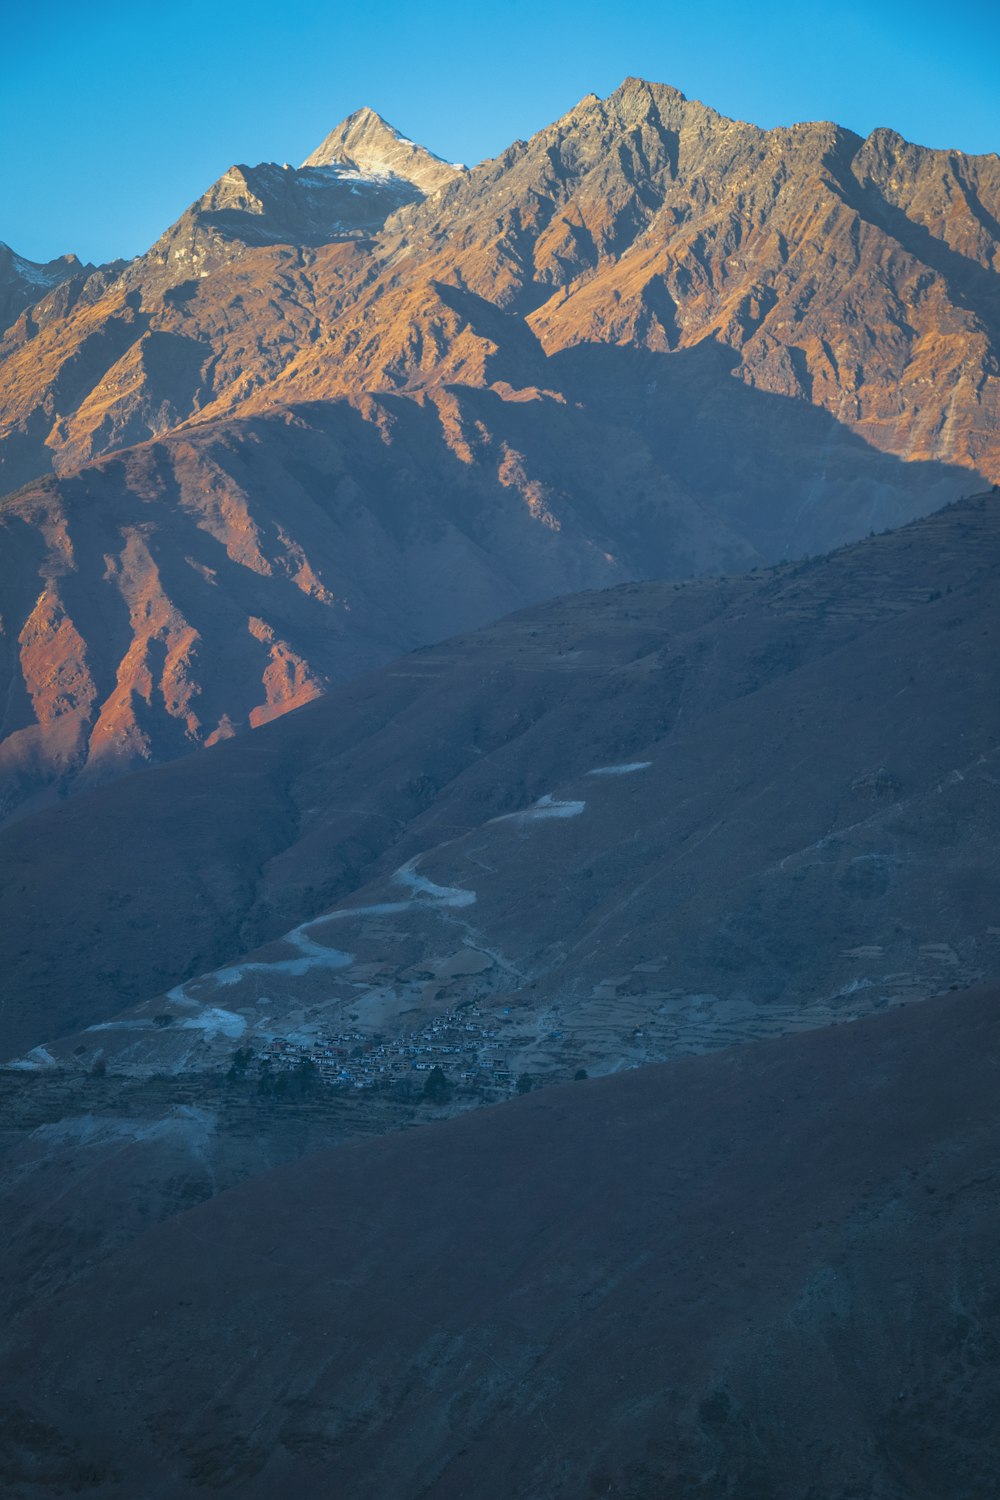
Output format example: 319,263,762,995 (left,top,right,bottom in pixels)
3,983,998,1499
0,378,749,821
1,491,995,1062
